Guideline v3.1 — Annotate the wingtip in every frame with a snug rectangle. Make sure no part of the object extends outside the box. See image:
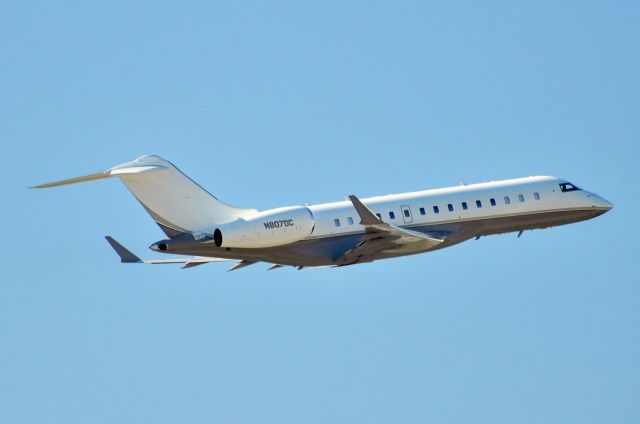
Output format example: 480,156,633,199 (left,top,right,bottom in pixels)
348,194,384,225
105,236,142,263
